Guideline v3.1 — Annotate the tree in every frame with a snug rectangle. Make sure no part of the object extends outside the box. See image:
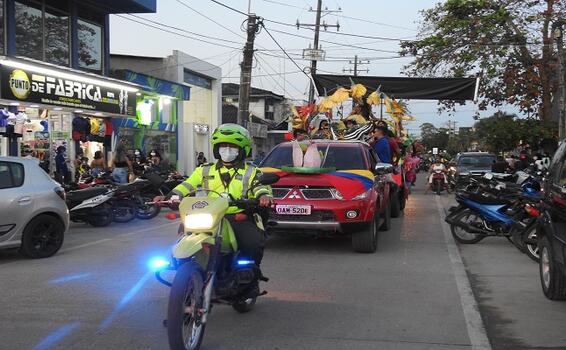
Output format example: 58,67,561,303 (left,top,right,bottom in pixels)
400,0,566,121
473,112,557,152
419,122,449,150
